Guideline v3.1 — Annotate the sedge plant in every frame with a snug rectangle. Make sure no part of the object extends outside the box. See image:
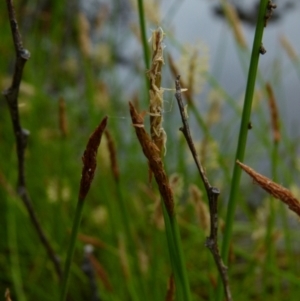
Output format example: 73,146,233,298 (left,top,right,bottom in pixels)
59,117,108,301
